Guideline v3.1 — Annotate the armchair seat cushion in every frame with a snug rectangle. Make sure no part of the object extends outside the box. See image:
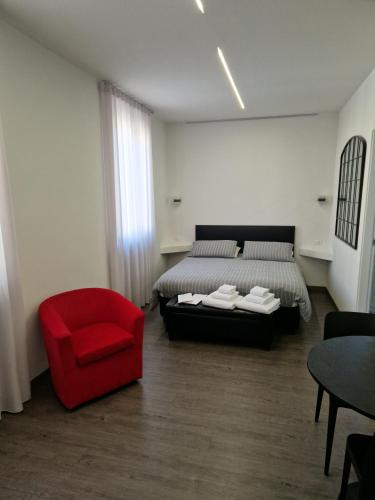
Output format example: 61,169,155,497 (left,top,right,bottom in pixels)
72,322,135,366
